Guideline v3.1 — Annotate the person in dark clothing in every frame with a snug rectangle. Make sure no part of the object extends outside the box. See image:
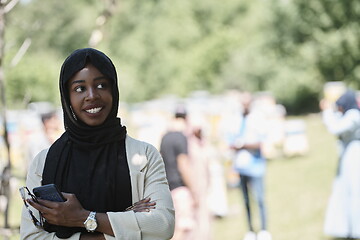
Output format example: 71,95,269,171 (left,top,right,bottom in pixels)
161,131,187,191
160,107,196,240
20,48,174,240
